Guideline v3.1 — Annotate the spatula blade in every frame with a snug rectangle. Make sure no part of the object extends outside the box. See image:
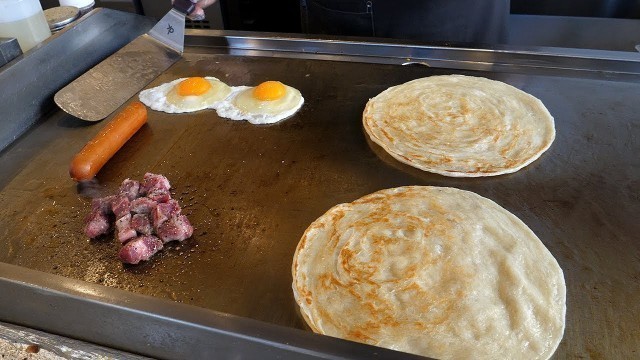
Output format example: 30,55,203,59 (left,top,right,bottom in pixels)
148,8,187,54
54,4,191,122
54,34,180,122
